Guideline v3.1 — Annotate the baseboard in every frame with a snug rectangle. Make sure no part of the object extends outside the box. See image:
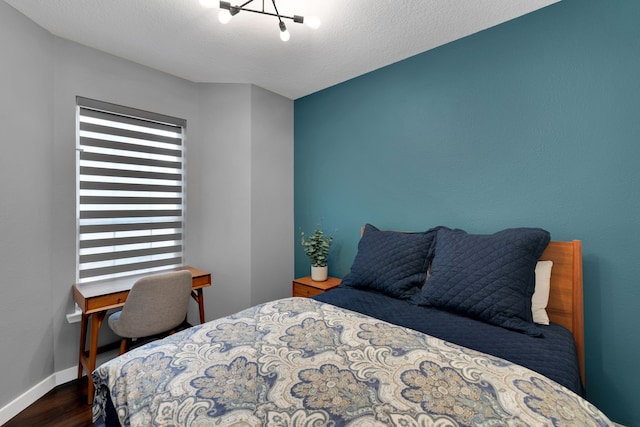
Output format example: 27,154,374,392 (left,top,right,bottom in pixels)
0,366,77,425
